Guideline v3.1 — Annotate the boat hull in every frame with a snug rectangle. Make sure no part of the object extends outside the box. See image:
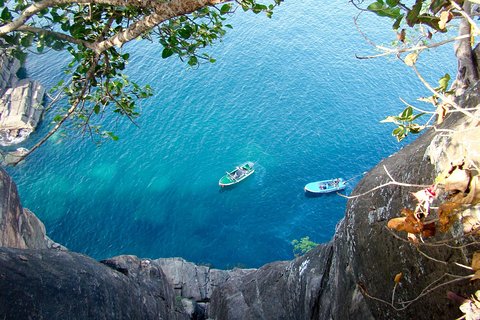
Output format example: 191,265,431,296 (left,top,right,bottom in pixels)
304,178,347,194
219,162,255,187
